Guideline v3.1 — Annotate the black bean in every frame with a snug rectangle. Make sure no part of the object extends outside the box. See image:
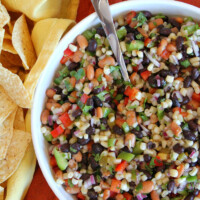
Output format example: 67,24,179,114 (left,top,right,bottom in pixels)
60,143,70,153
72,109,82,118
125,24,134,34
92,96,103,107
184,194,195,200
159,69,173,78
113,125,124,135
70,142,81,154
86,126,95,135
190,162,197,167
93,87,101,94
182,45,189,59
107,198,115,200
82,152,89,164
77,137,90,145
96,26,106,37
184,76,192,88
120,146,132,153
129,181,136,189
156,165,165,173
144,154,152,162
86,98,94,108
197,75,200,85
131,130,143,139
147,141,156,149
169,64,179,74
142,11,152,19
142,56,150,67
126,33,134,42
81,173,90,181
173,143,184,154
167,180,175,192
188,120,198,131
183,130,196,141
92,143,104,154
87,39,97,52
61,93,68,101
171,94,181,107
87,189,98,200
191,68,200,80
176,36,184,51
68,62,79,71
53,86,62,94
118,86,125,94
185,147,196,155
100,118,107,125
181,96,190,105
142,170,152,180
159,27,171,36
169,18,181,30
89,156,99,170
